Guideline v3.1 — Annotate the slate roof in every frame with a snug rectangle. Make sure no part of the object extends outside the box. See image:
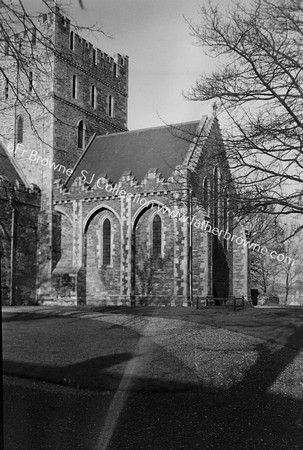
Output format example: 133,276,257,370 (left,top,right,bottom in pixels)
0,143,24,185
67,119,206,187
